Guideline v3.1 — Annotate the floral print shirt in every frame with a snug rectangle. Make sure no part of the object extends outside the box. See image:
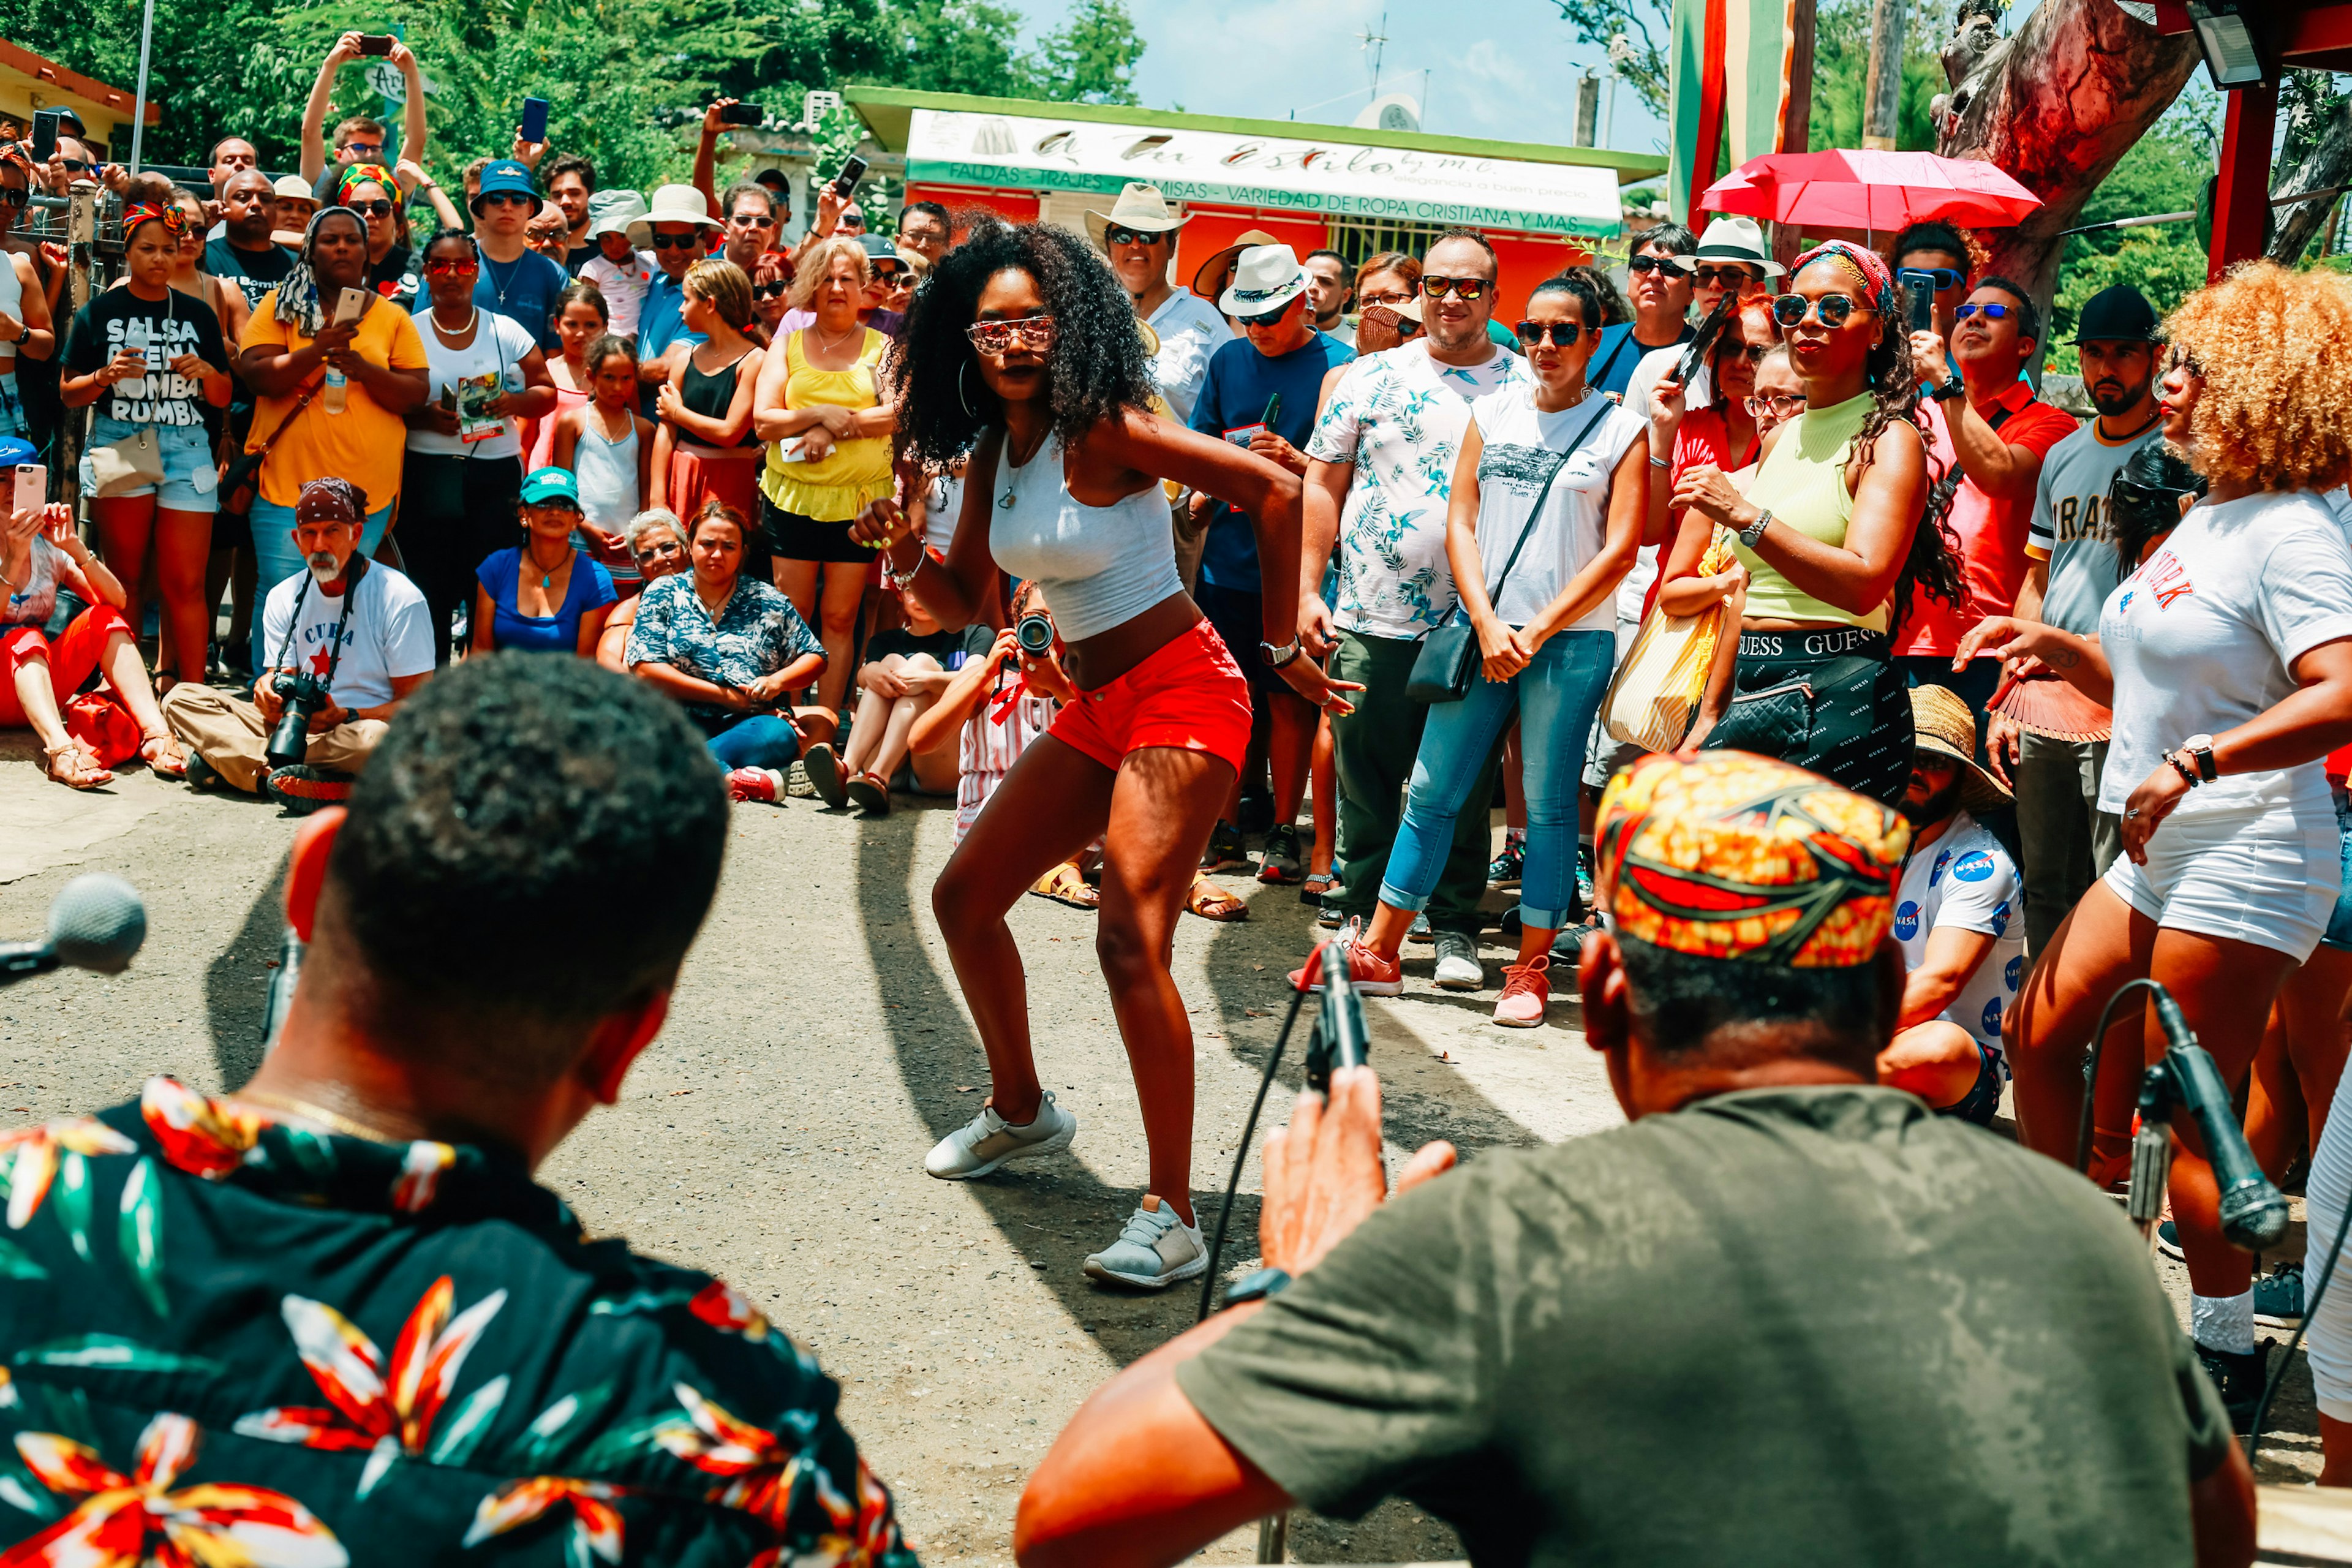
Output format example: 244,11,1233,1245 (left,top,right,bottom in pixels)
624,575,823,723
0,1079,918,1567
1305,341,1528,642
